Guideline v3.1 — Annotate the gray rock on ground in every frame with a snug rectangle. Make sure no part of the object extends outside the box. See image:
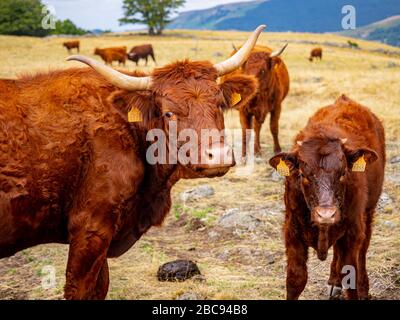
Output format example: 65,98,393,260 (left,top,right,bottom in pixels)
180,185,215,202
